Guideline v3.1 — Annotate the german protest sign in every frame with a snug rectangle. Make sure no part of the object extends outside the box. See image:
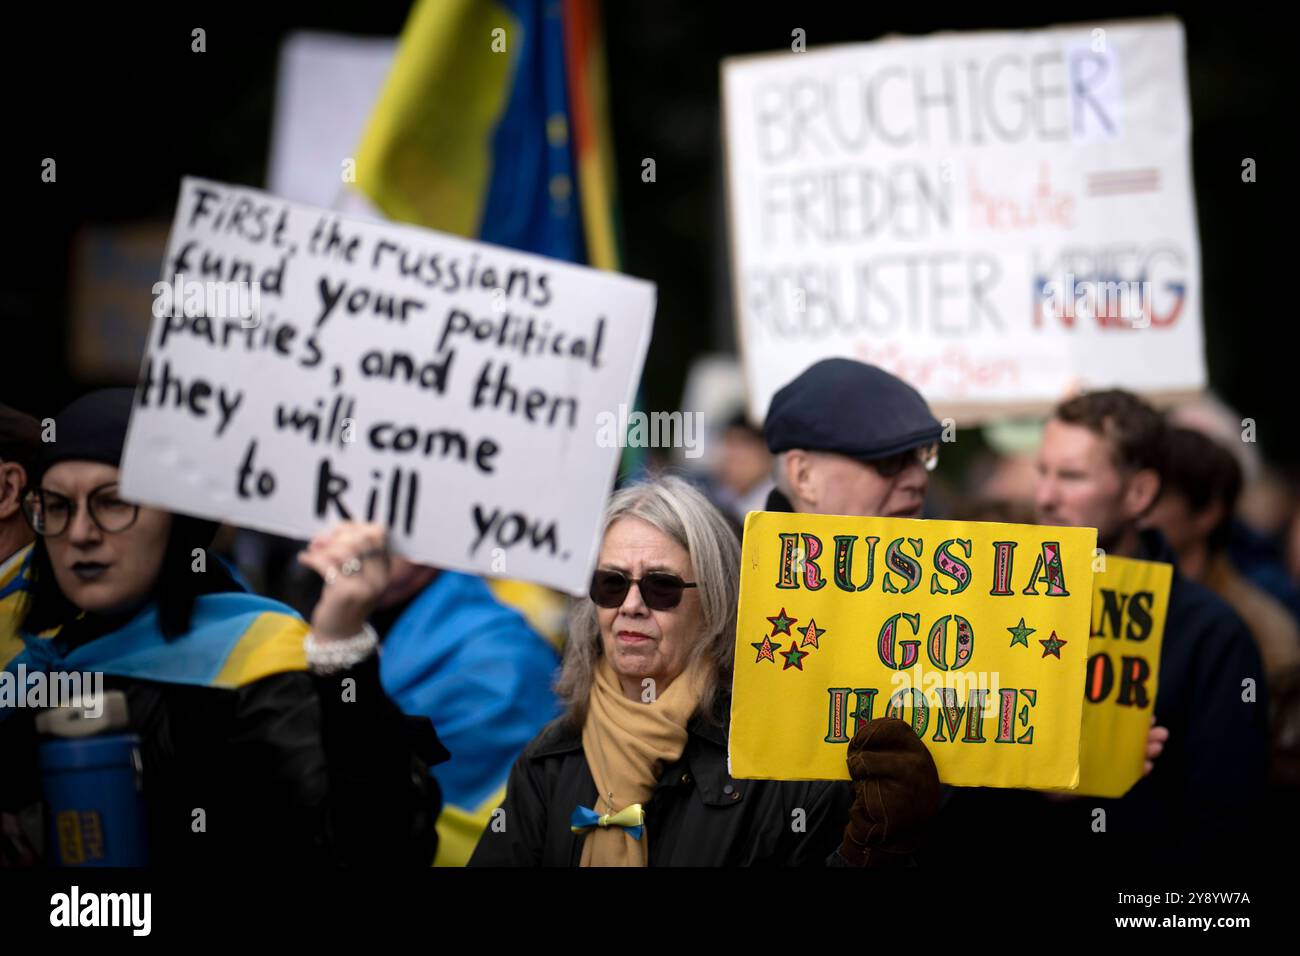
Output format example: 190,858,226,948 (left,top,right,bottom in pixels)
119,178,655,595
729,512,1096,788
722,18,1204,422
1076,554,1172,797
